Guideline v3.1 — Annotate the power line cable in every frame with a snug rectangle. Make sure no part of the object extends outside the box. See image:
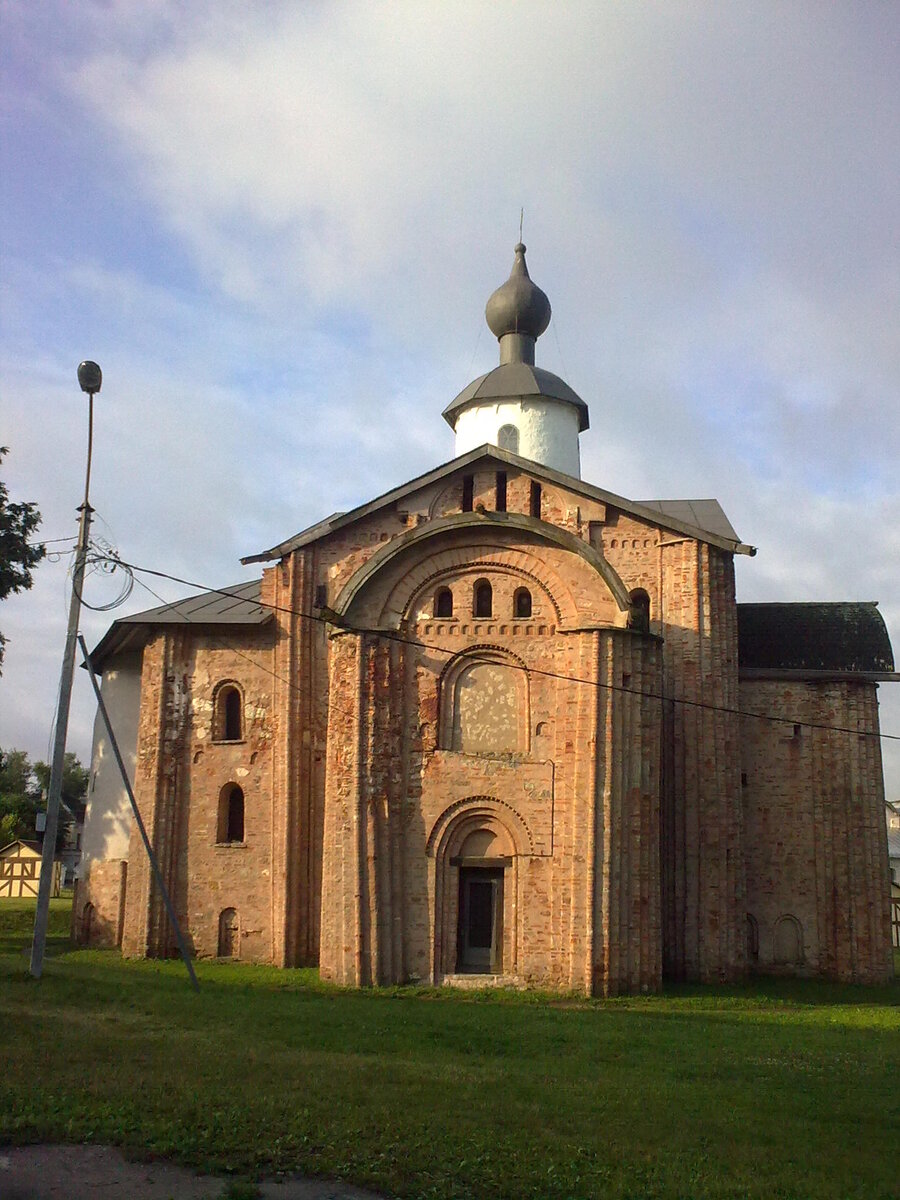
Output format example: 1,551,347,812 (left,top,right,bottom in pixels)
94,553,899,744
